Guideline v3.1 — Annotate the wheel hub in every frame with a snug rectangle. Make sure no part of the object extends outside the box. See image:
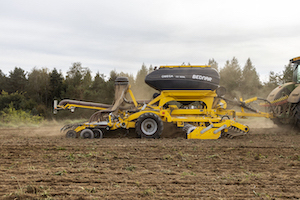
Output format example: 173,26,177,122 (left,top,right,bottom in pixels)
141,119,157,136
80,129,94,139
